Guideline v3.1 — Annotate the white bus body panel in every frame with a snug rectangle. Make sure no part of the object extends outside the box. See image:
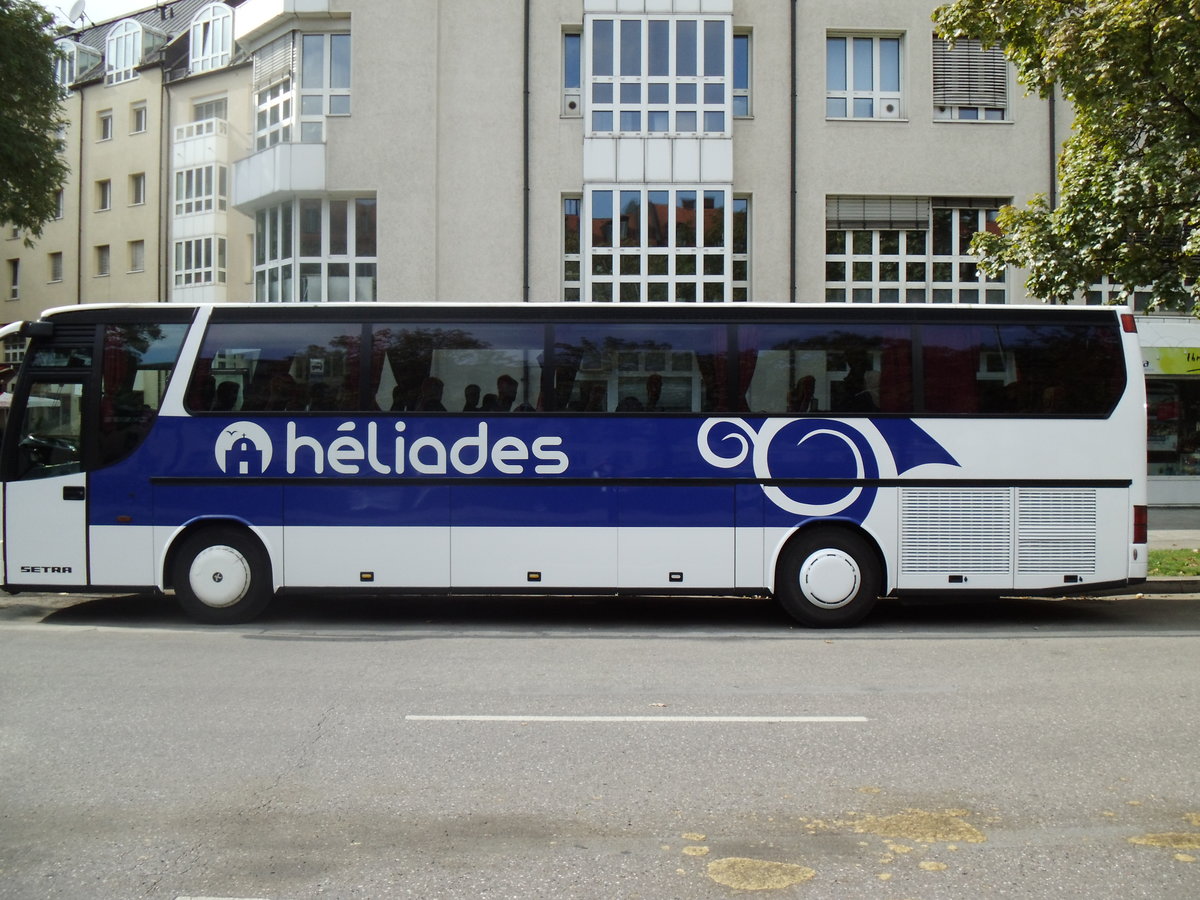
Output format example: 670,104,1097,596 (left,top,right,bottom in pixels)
617,527,732,588
4,474,88,586
451,526,617,588
284,526,450,588
90,525,155,586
